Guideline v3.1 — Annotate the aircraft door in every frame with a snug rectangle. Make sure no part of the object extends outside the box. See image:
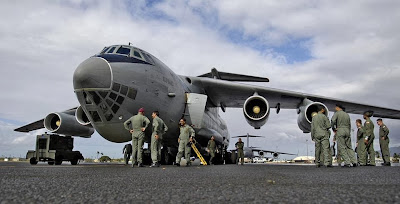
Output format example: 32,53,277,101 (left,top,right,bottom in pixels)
185,93,207,128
